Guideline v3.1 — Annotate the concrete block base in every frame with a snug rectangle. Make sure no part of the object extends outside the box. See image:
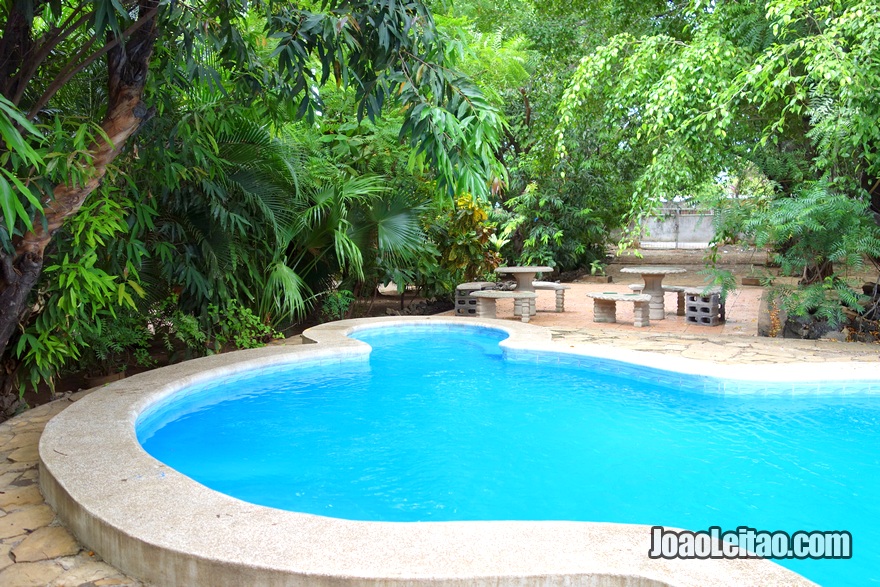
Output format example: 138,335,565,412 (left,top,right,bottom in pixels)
593,299,617,323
